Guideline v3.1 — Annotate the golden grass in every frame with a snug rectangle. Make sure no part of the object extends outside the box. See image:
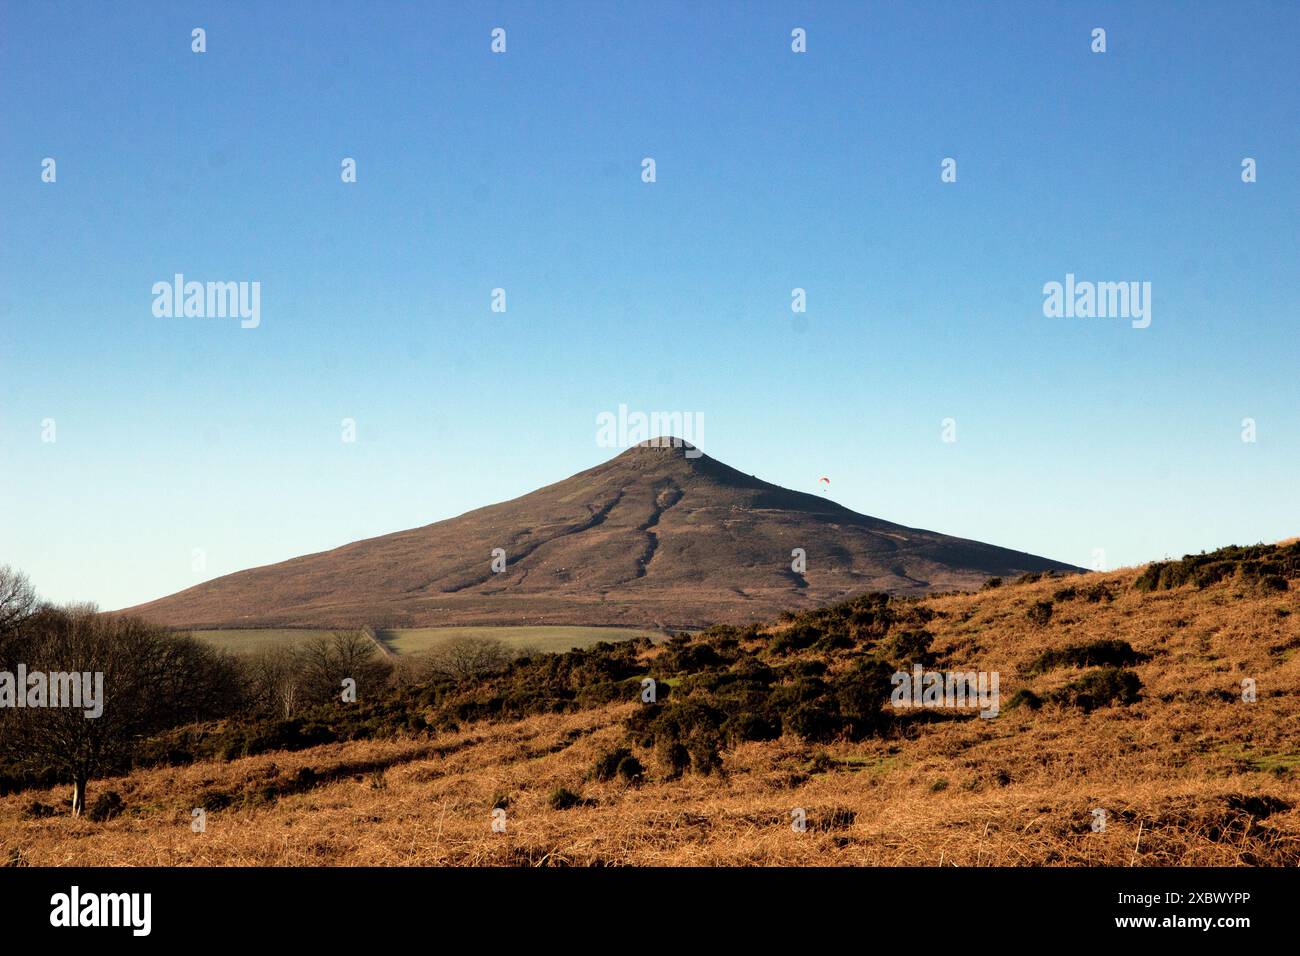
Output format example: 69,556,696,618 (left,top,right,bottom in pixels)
4,567,1298,866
